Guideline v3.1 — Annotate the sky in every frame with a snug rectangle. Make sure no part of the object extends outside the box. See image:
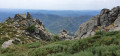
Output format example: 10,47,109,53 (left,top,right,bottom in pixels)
0,0,120,10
